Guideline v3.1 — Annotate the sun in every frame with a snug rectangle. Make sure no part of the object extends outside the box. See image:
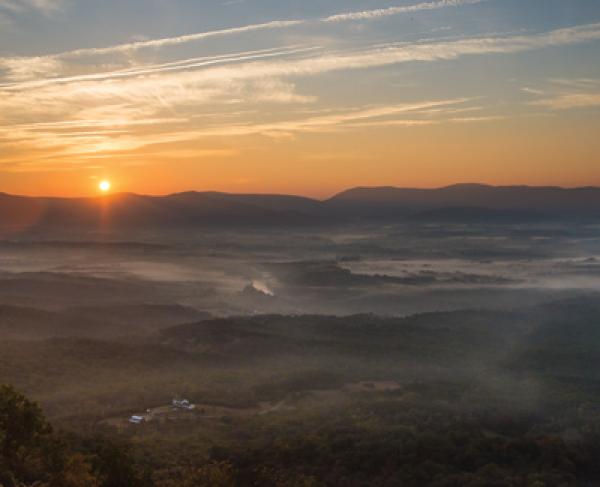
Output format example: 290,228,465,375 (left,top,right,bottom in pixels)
99,180,111,192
